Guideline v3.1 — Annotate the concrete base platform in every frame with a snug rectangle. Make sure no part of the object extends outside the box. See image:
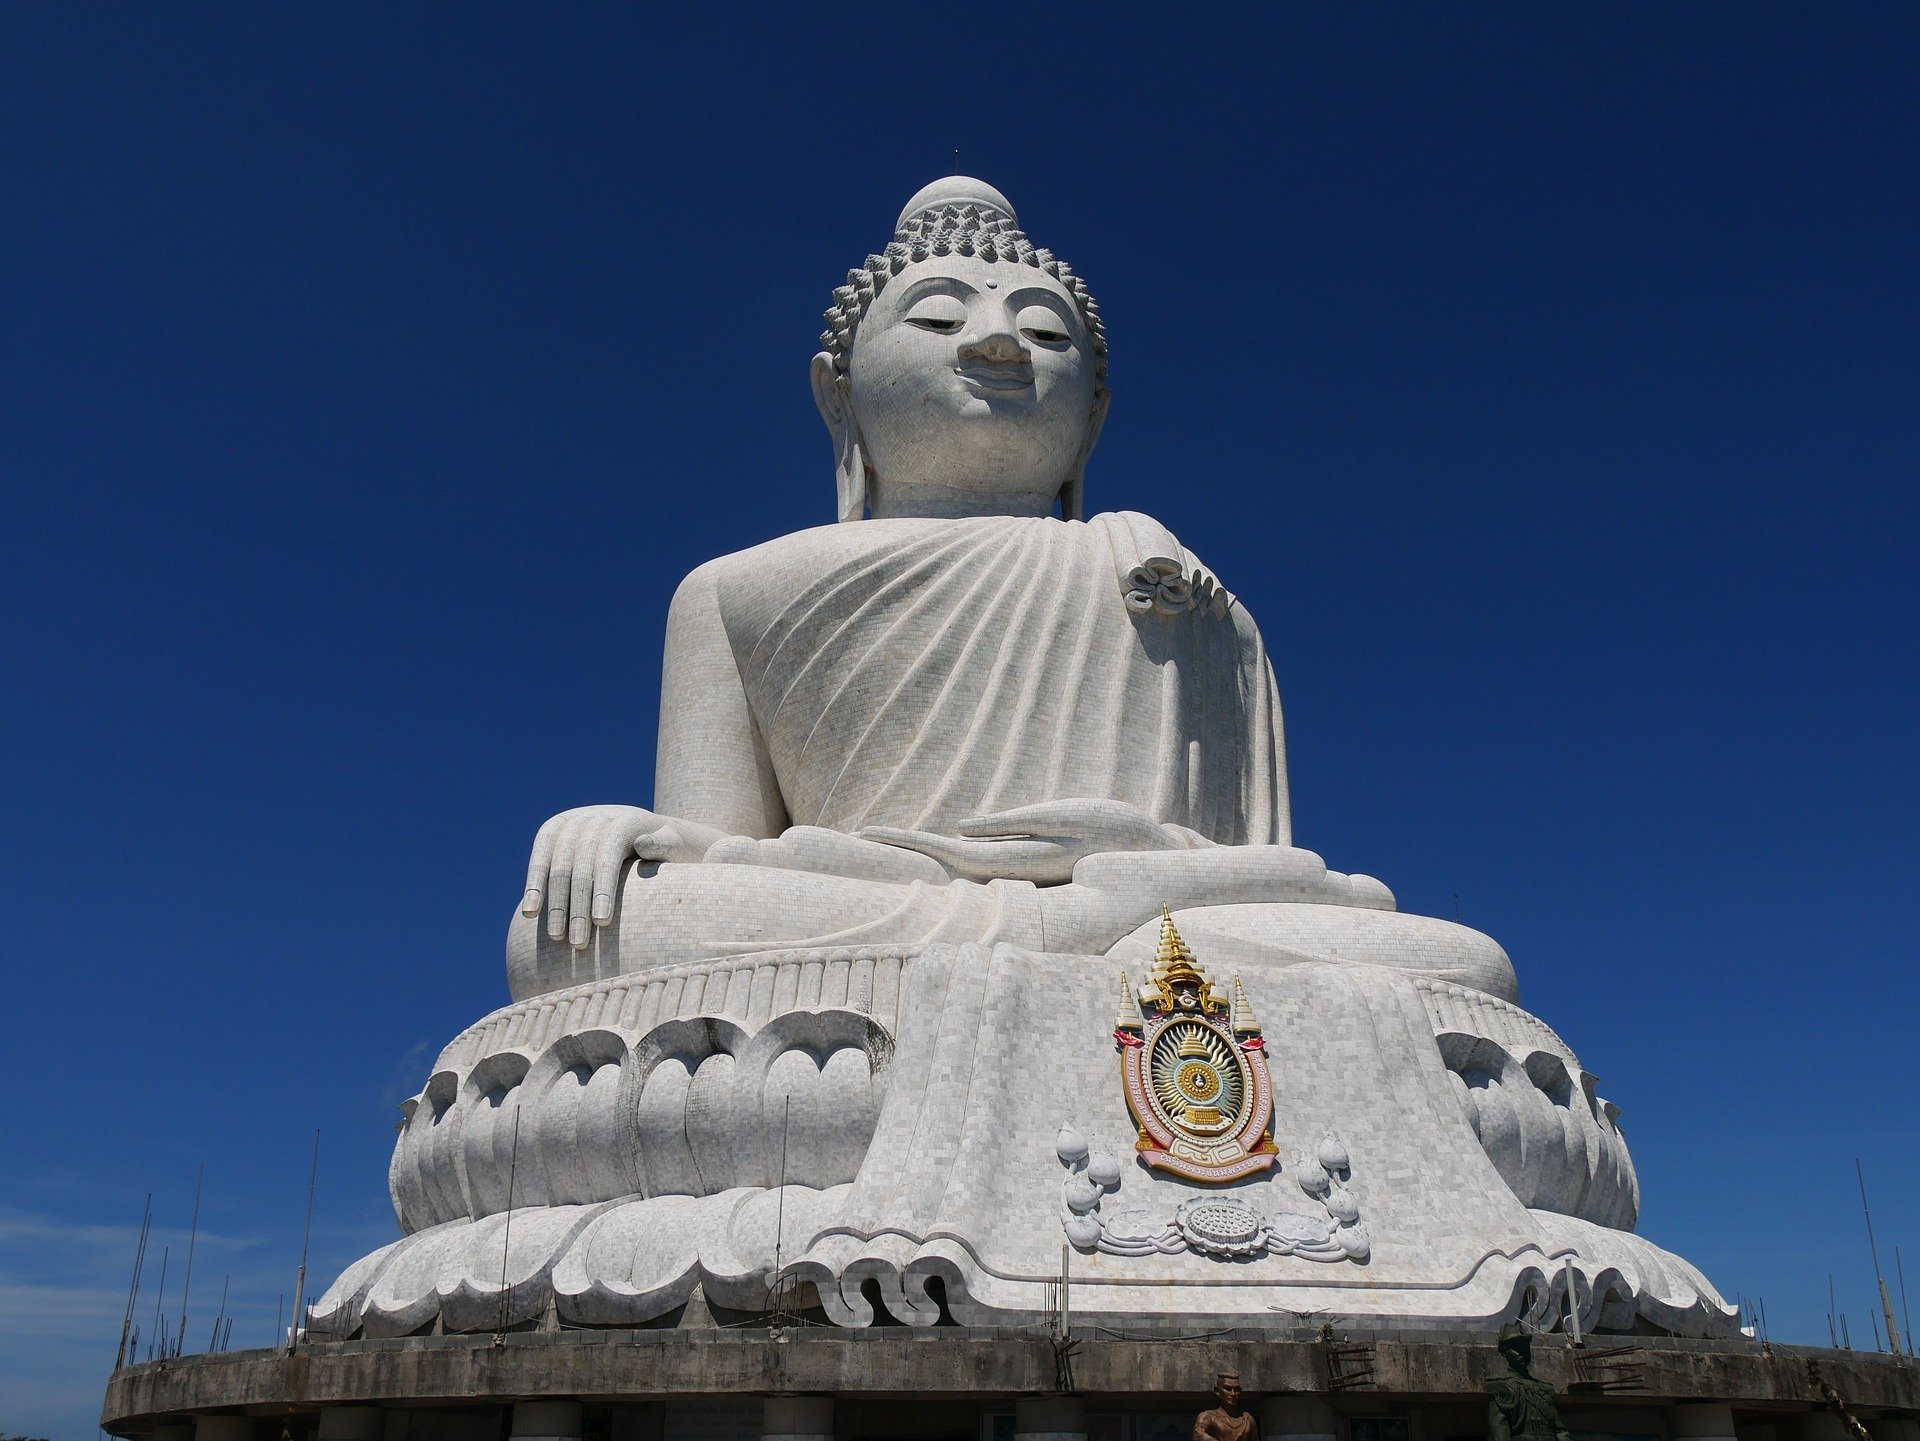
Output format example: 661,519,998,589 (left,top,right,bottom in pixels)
103,1329,1920,1441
